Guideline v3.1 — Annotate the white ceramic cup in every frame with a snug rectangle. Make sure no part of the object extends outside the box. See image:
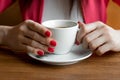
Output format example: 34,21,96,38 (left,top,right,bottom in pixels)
42,20,78,55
